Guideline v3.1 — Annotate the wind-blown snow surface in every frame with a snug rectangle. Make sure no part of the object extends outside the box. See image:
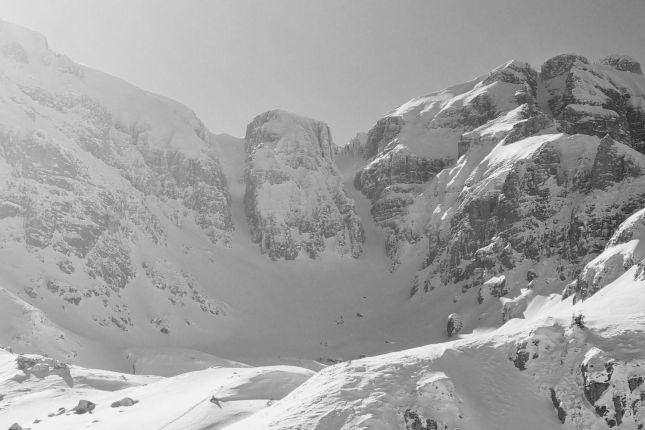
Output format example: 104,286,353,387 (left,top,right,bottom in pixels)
0,349,313,429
